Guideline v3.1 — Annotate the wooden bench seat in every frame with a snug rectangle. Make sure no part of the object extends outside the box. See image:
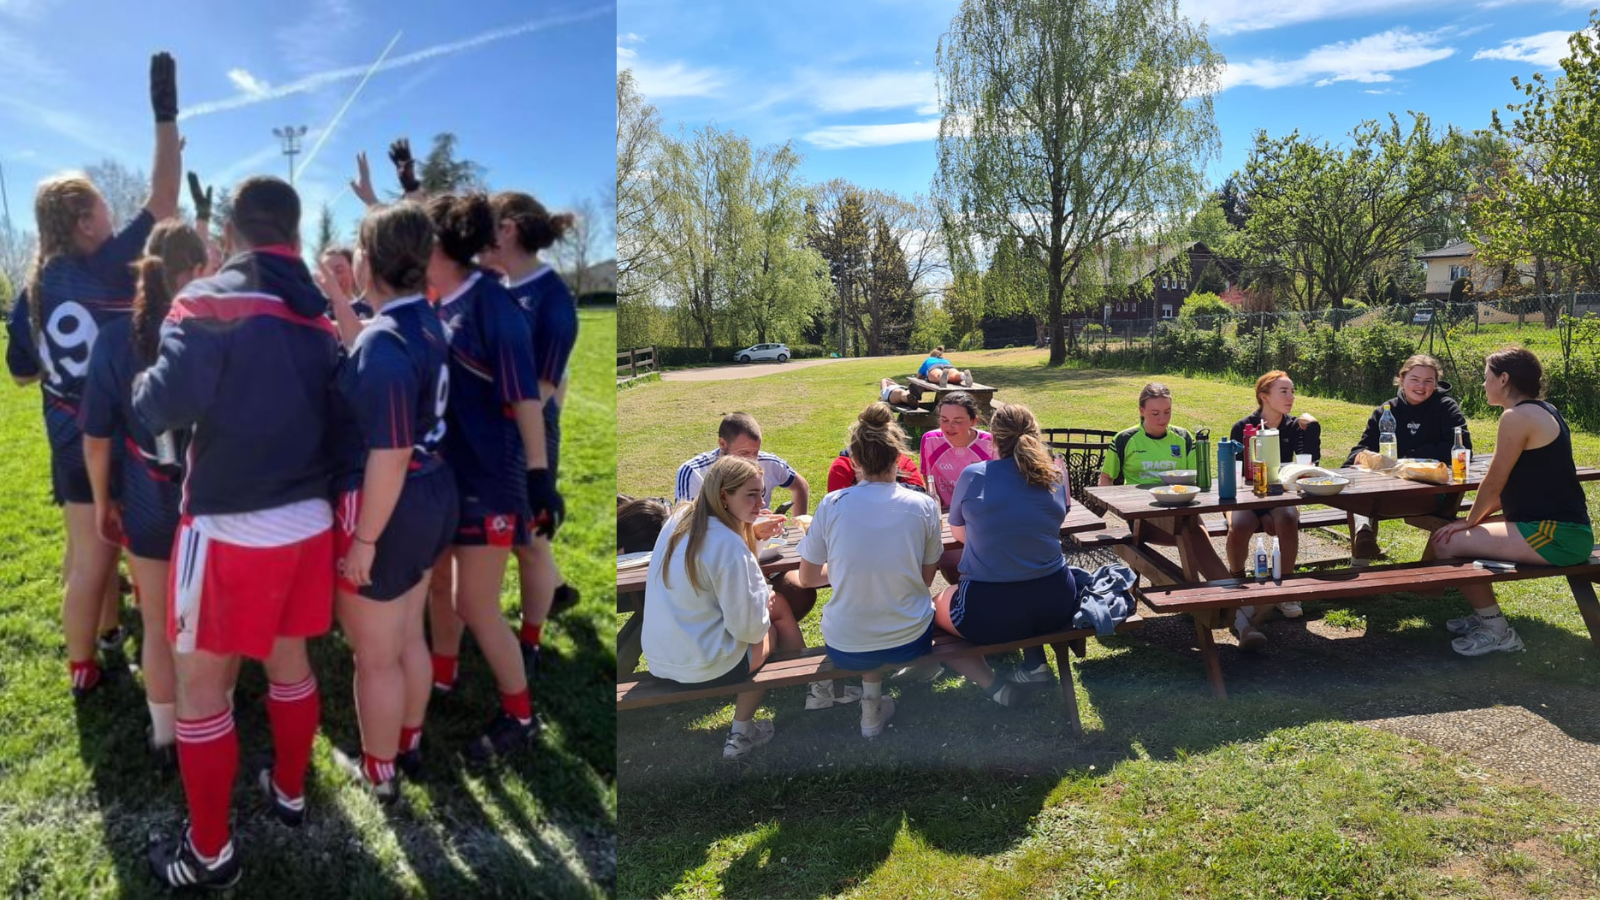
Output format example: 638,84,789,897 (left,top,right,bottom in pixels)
1137,549,1600,698
1071,507,1351,549
618,616,1145,734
